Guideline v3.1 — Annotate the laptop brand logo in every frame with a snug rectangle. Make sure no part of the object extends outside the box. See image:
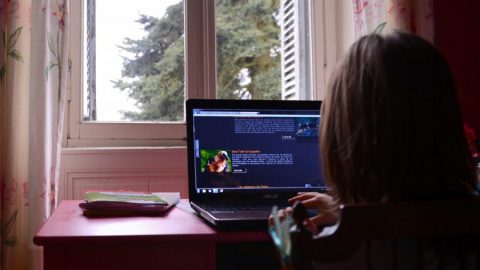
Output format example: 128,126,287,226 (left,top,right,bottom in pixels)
263,194,279,199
